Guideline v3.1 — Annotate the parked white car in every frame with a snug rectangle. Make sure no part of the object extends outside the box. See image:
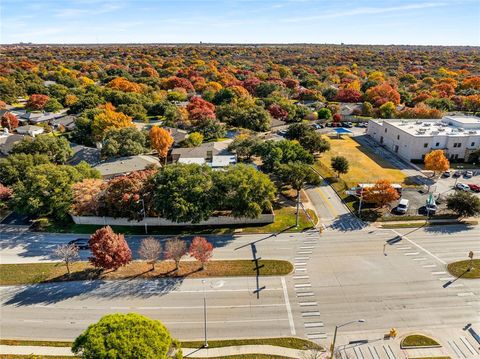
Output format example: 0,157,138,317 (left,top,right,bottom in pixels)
464,171,473,178
396,198,409,214
455,182,470,191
